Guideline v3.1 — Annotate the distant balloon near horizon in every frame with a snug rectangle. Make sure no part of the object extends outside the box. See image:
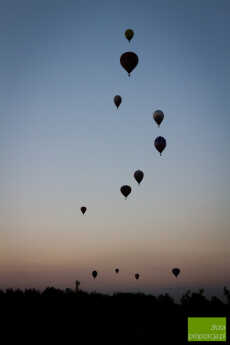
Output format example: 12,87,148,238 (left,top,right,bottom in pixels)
153,110,164,127
135,273,140,280
134,170,144,185
120,52,138,77
115,268,119,274
92,270,98,279
172,268,180,278
114,95,122,109
80,206,87,215
125,29,134,42
154,136,167,156
120,185,132,199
